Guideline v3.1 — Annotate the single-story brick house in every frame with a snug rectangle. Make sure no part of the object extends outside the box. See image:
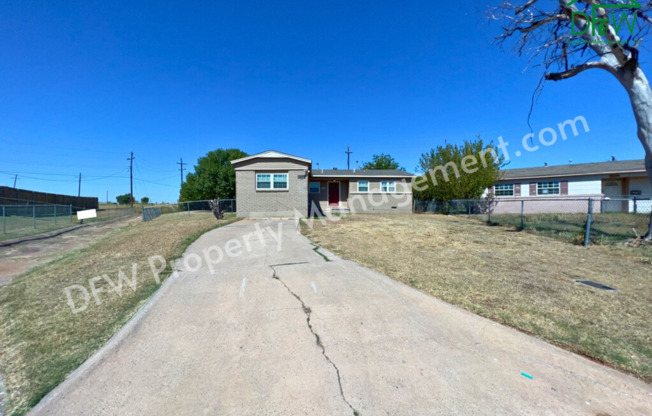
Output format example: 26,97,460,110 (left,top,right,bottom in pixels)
491,159,651,214
231,150,415,218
